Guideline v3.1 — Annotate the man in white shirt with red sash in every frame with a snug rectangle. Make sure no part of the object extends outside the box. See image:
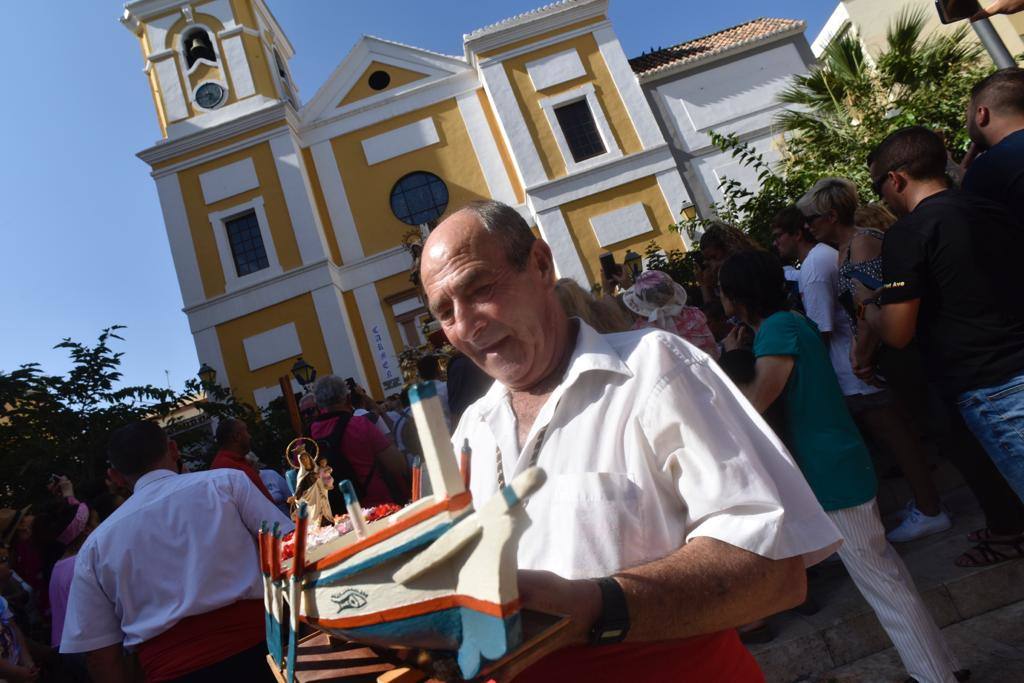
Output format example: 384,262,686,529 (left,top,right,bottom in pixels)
60,421,291,682
420,200,843,682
